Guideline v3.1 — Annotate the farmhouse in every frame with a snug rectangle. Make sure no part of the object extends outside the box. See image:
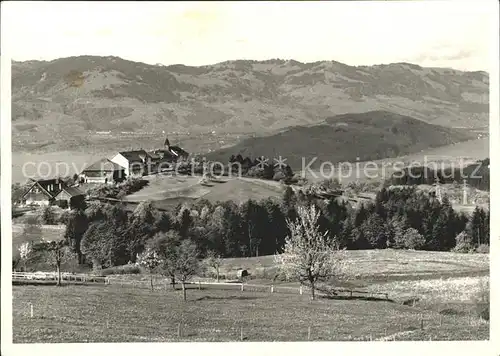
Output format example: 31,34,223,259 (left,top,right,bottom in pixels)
110,150,152,178
53,186,86,209
81,158,126,184
20,178,85,209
